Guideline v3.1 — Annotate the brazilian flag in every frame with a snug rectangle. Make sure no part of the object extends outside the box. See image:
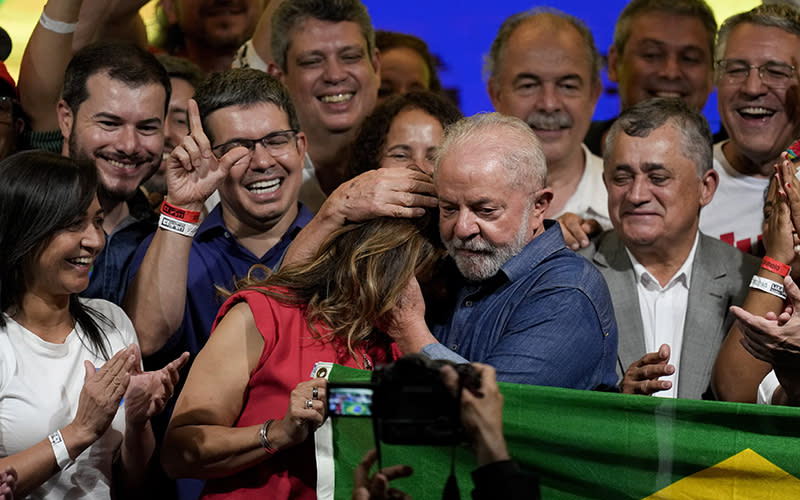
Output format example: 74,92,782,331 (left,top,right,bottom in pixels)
323,365,800,499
